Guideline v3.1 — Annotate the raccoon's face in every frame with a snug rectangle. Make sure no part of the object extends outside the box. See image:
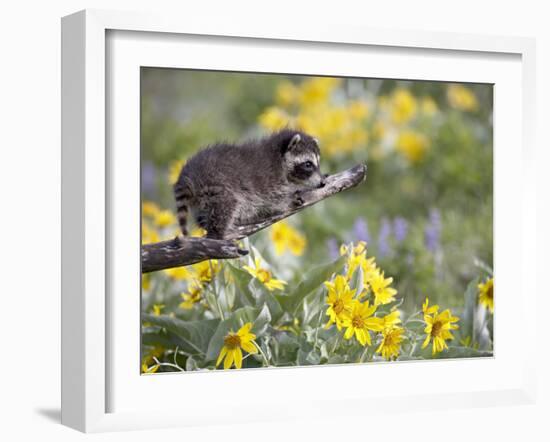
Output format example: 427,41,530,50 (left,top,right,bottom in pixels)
282,132,327,189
